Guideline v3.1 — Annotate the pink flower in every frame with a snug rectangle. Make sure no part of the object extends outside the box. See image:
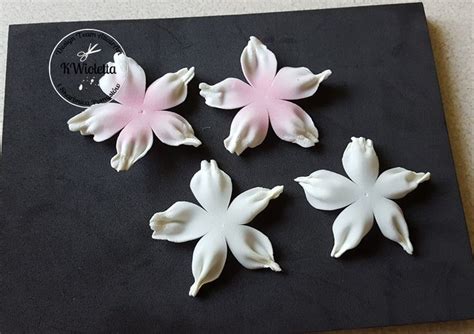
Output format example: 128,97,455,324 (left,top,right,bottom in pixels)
199,36,331,155
68,53,201,171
